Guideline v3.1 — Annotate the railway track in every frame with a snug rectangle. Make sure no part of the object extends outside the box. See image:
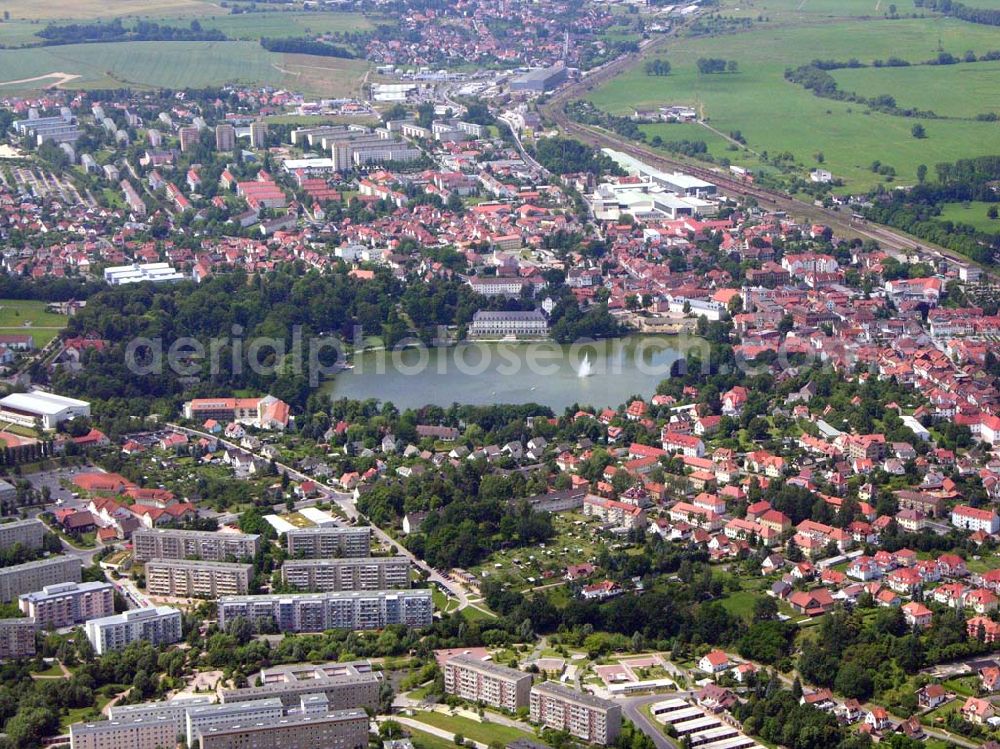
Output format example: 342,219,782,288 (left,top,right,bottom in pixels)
540,45,994,278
